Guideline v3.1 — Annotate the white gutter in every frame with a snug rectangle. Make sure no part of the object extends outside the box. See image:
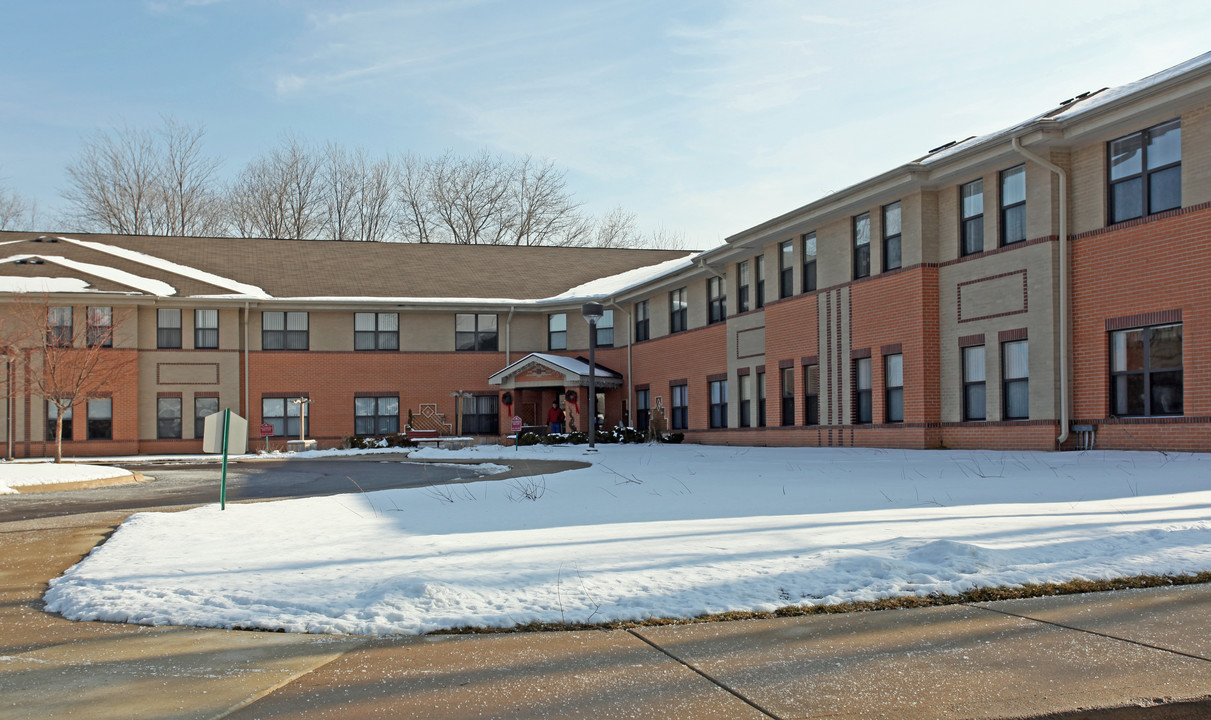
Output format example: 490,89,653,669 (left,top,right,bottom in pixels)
1010,136,1070,447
